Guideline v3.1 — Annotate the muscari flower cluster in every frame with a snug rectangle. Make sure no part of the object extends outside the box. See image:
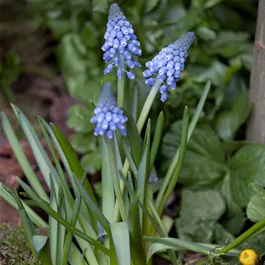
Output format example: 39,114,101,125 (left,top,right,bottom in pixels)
90,83,127,139
143,32,195,102
102,3,142,80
